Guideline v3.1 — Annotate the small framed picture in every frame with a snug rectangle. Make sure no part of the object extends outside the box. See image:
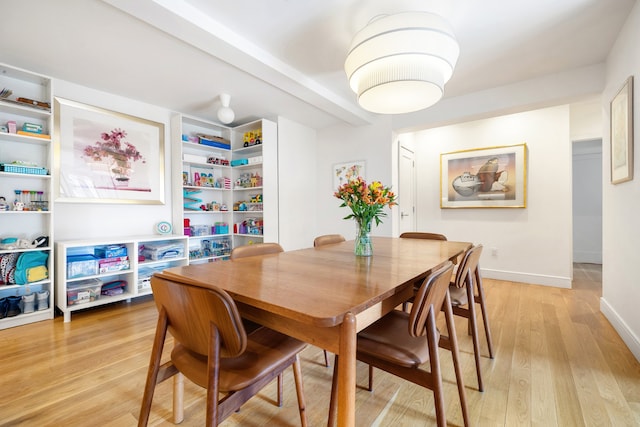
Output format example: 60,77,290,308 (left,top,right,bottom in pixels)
610,76,634,184
333,160,365,189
